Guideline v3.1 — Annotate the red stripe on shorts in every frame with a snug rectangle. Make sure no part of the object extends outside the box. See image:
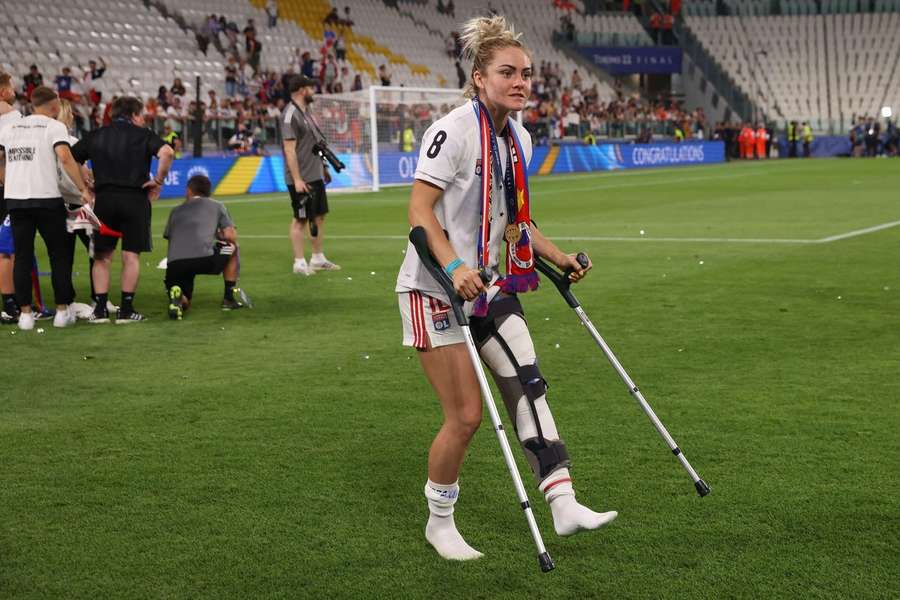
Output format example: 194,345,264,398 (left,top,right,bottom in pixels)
411,291,427,349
